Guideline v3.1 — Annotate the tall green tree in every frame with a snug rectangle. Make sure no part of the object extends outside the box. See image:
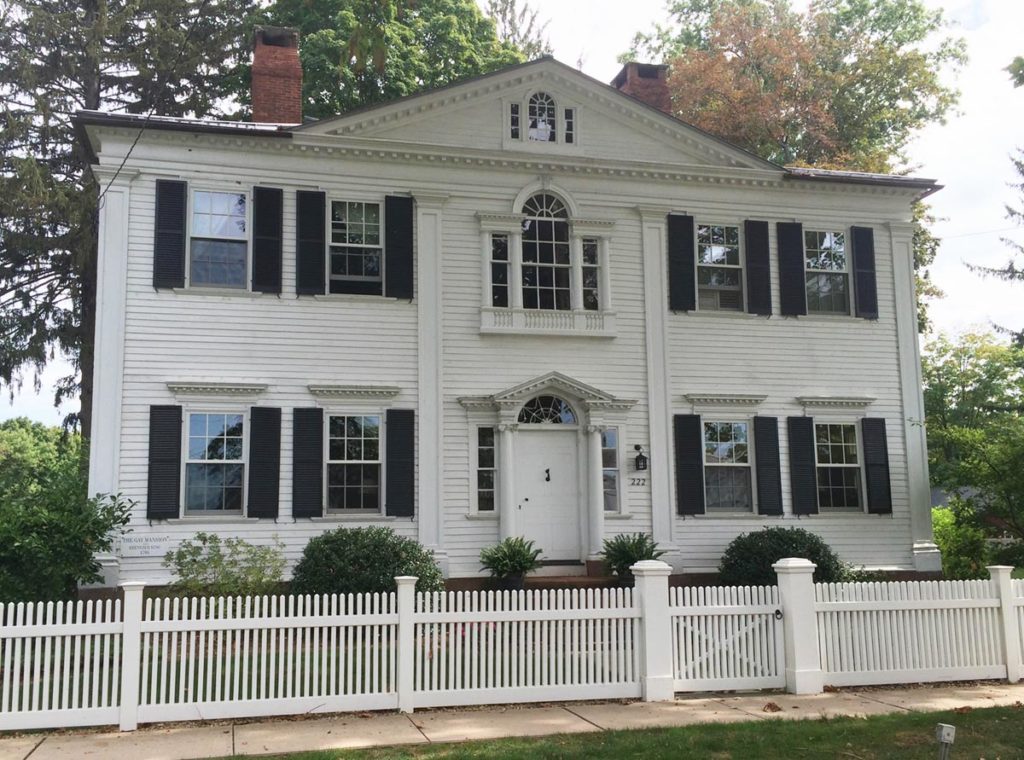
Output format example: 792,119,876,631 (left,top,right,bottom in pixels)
485,0,552,60
248,0,523,120
0,0,257,434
